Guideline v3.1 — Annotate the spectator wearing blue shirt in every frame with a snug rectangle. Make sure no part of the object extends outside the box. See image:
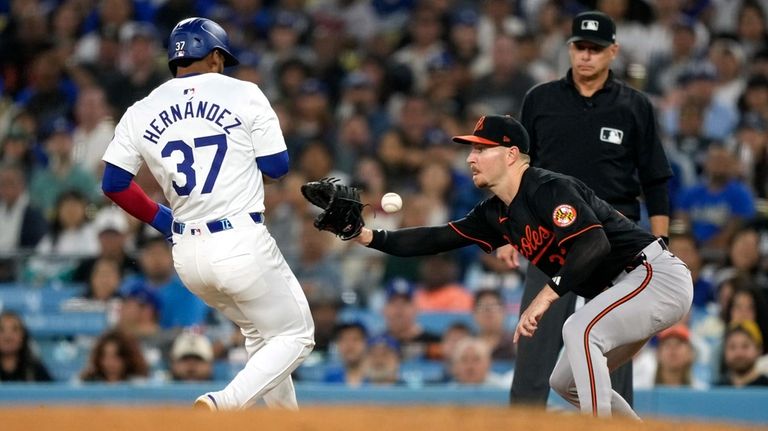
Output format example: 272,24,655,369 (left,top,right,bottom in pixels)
121,237,210,330
675,144,756,256
323,322,369,387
